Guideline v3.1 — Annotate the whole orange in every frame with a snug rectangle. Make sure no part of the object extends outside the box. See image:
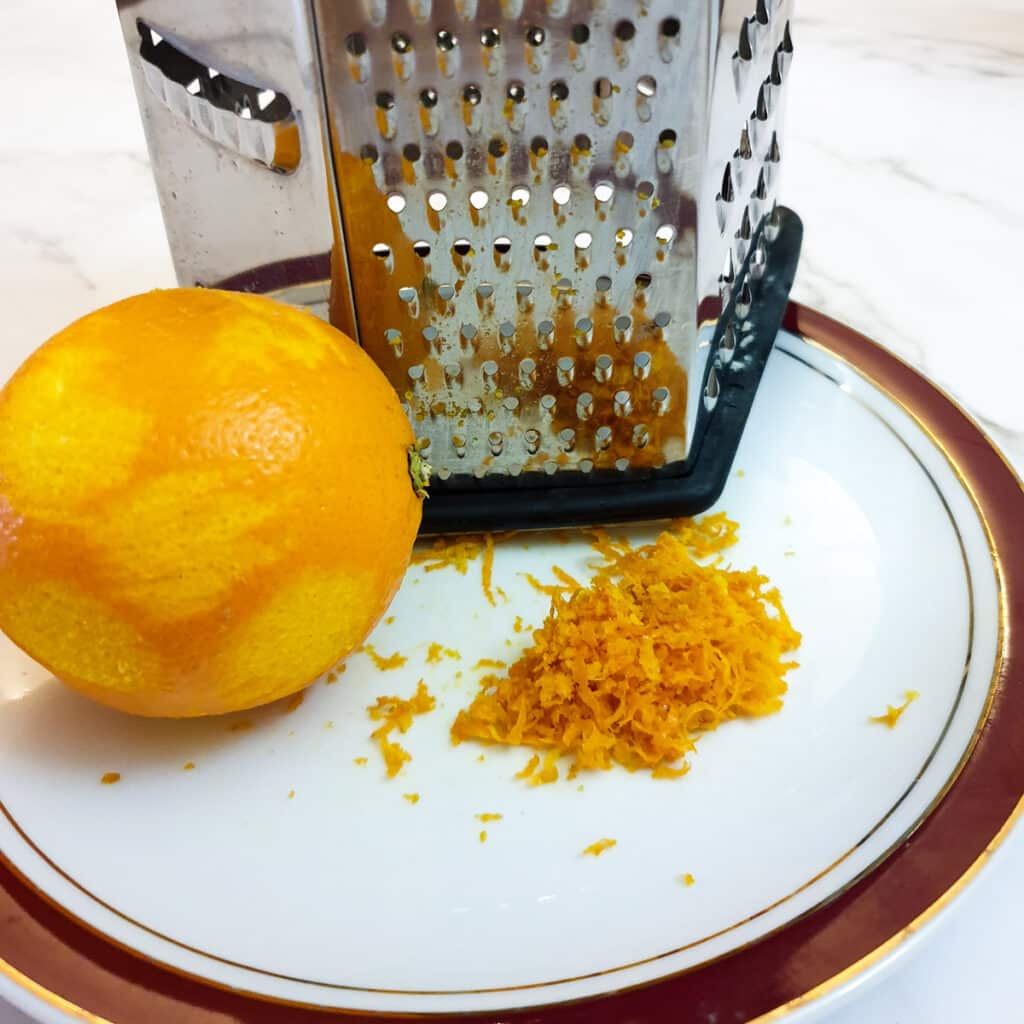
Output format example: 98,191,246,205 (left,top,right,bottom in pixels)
0,289,422,717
